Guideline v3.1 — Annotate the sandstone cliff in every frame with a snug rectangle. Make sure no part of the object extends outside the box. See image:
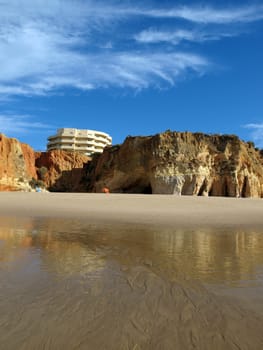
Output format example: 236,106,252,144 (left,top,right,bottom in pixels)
35,150,90,192
0,133,89,192
86,131,263,197
0,133,37,191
